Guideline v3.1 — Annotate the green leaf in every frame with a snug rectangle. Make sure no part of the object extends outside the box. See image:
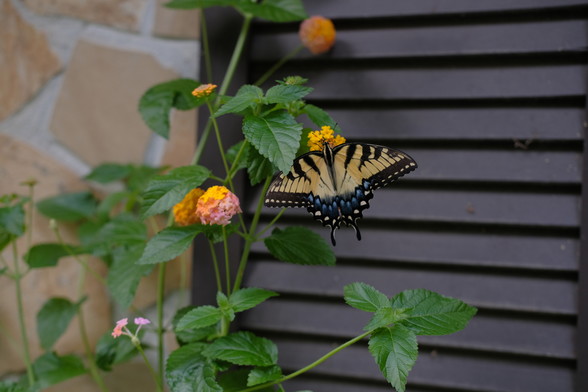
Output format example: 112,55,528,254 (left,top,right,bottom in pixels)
0,230,14,253
176,306,222,331
214,85,263,118
96,191,132,219
368,325,418,392
239,0,308,22
344,282,389,313
90,215,147,249
226,140,250,172
37,192,97,222
165,0,238,9
265,85,313,104
243,111,302,173
32,352,86,389
0,380,28,392
247,365,283,386
85,164,132,184
137,225,201,265
141,165,210,219
166,343,222,392
364,307,408,331
229,287,278,313
36,298,80,351
127,165,165,194
172,307,217,344
303,104,341,132
264,227,335,266
0,204,25,236
107,245,153,309
95,331,139,371
24,243,84,269
139,79,204,138
202,331,278,366
246,146,276,186
390,289,478,336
